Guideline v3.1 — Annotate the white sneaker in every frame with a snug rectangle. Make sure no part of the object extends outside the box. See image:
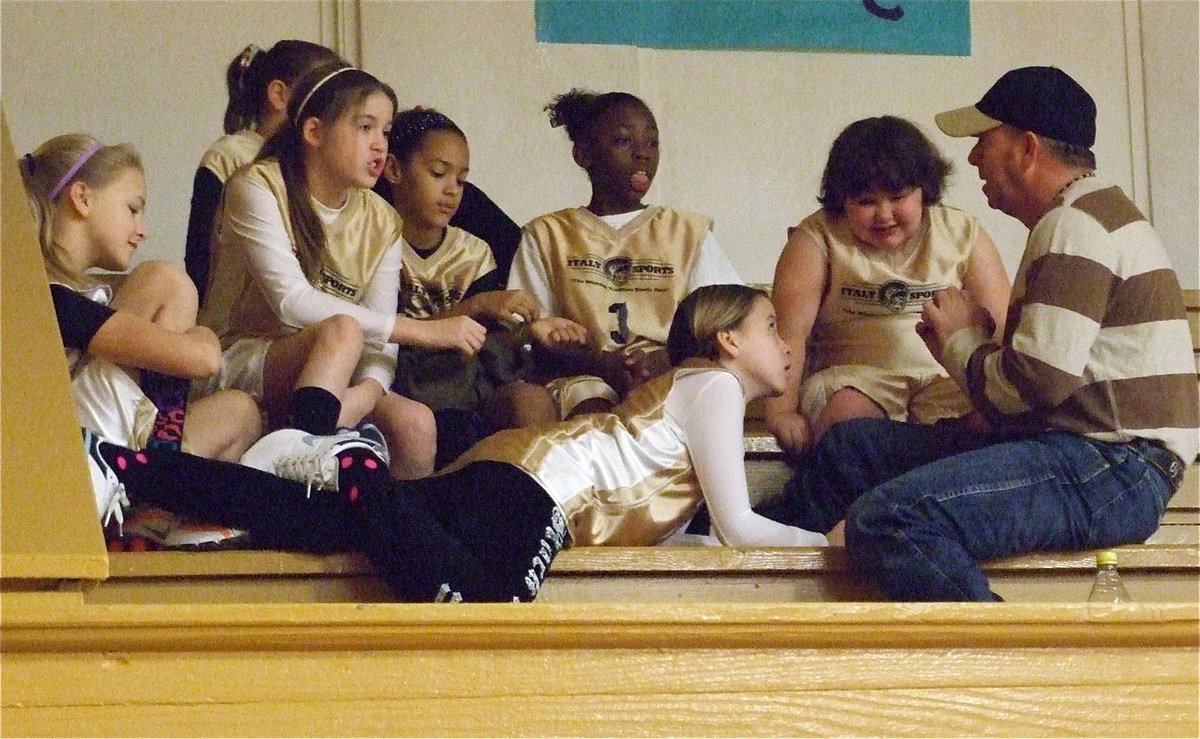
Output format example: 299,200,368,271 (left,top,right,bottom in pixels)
82,428,130,532
354,422,390,466
240,428,388,496
124,507,251,550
